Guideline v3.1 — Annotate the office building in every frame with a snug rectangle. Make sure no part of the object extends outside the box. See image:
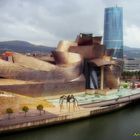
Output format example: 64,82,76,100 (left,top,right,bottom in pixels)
104,7,123,58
